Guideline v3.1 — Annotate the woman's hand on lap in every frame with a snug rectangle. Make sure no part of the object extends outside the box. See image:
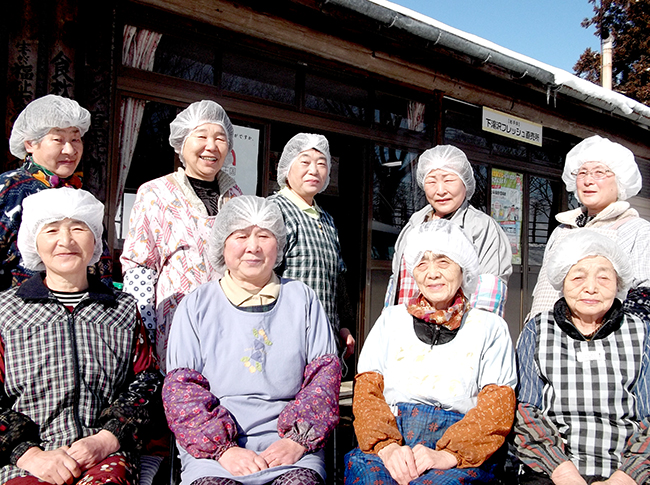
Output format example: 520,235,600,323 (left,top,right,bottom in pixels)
260,439,306,467
412,444,457,474
16,446,81,485
67,430,120,470
551,461,589,485
377,443,419,485
219,447,269,476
